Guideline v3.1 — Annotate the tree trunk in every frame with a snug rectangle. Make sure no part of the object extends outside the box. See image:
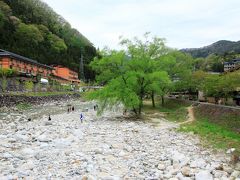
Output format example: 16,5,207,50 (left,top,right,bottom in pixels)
138,105,141,115
138,93,144,115
225,97,228,105
133,108,138,115
161,95,165,106
151,91,155,108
